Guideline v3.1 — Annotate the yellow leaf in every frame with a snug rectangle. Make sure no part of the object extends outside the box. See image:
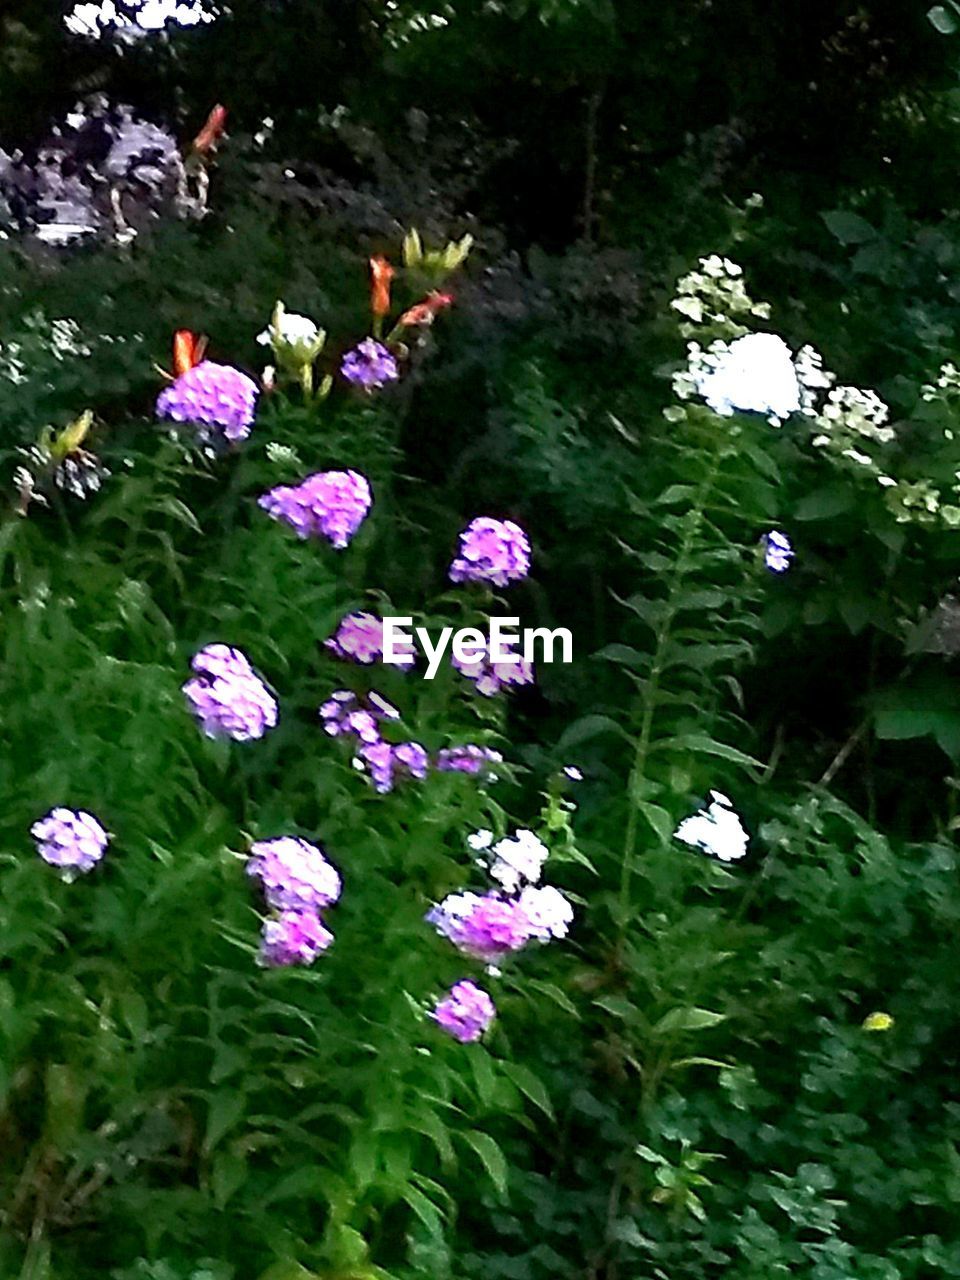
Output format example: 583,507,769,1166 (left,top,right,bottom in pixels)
402,228,423,267
53,410,93,460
